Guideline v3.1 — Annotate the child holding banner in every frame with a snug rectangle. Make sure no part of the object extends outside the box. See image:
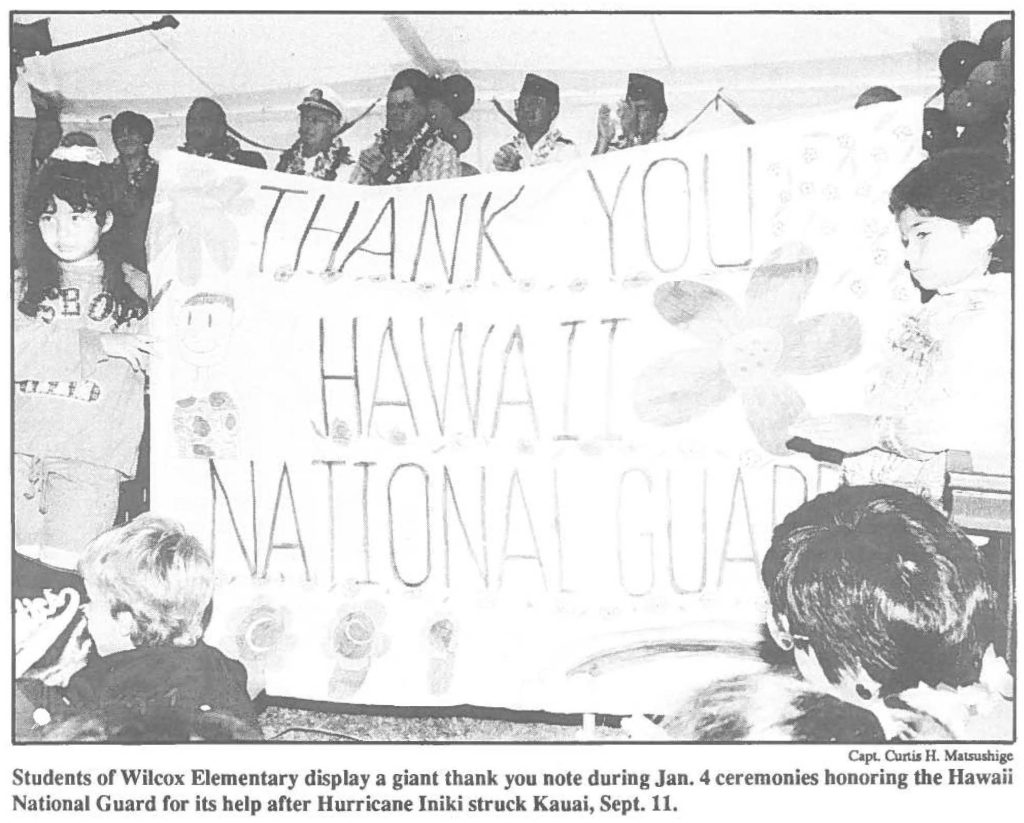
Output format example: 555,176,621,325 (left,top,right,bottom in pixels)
14,151,151,590
791,149,1011,504
761,484,1012,740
